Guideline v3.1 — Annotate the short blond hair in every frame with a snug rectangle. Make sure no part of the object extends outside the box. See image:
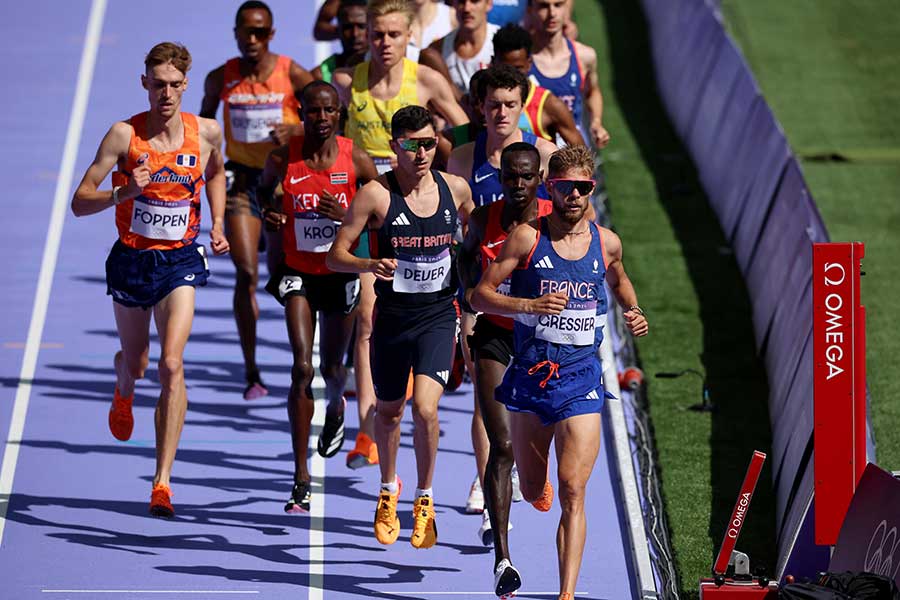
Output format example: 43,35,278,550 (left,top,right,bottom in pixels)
145,42,192,75
548,145,594,178
368,0,414,25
